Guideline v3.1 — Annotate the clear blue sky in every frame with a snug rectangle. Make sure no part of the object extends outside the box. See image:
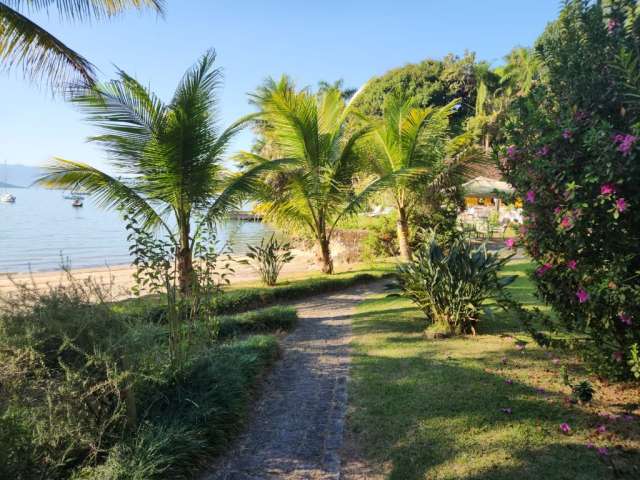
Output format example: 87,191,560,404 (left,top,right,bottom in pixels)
0,0,562,171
